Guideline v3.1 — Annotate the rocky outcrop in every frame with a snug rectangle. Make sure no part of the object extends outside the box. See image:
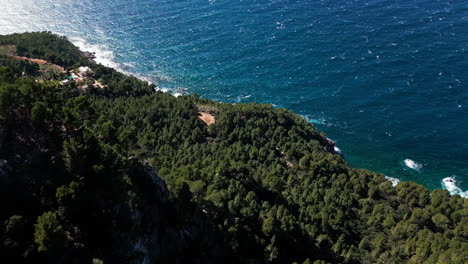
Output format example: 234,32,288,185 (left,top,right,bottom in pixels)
110,164,228,264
